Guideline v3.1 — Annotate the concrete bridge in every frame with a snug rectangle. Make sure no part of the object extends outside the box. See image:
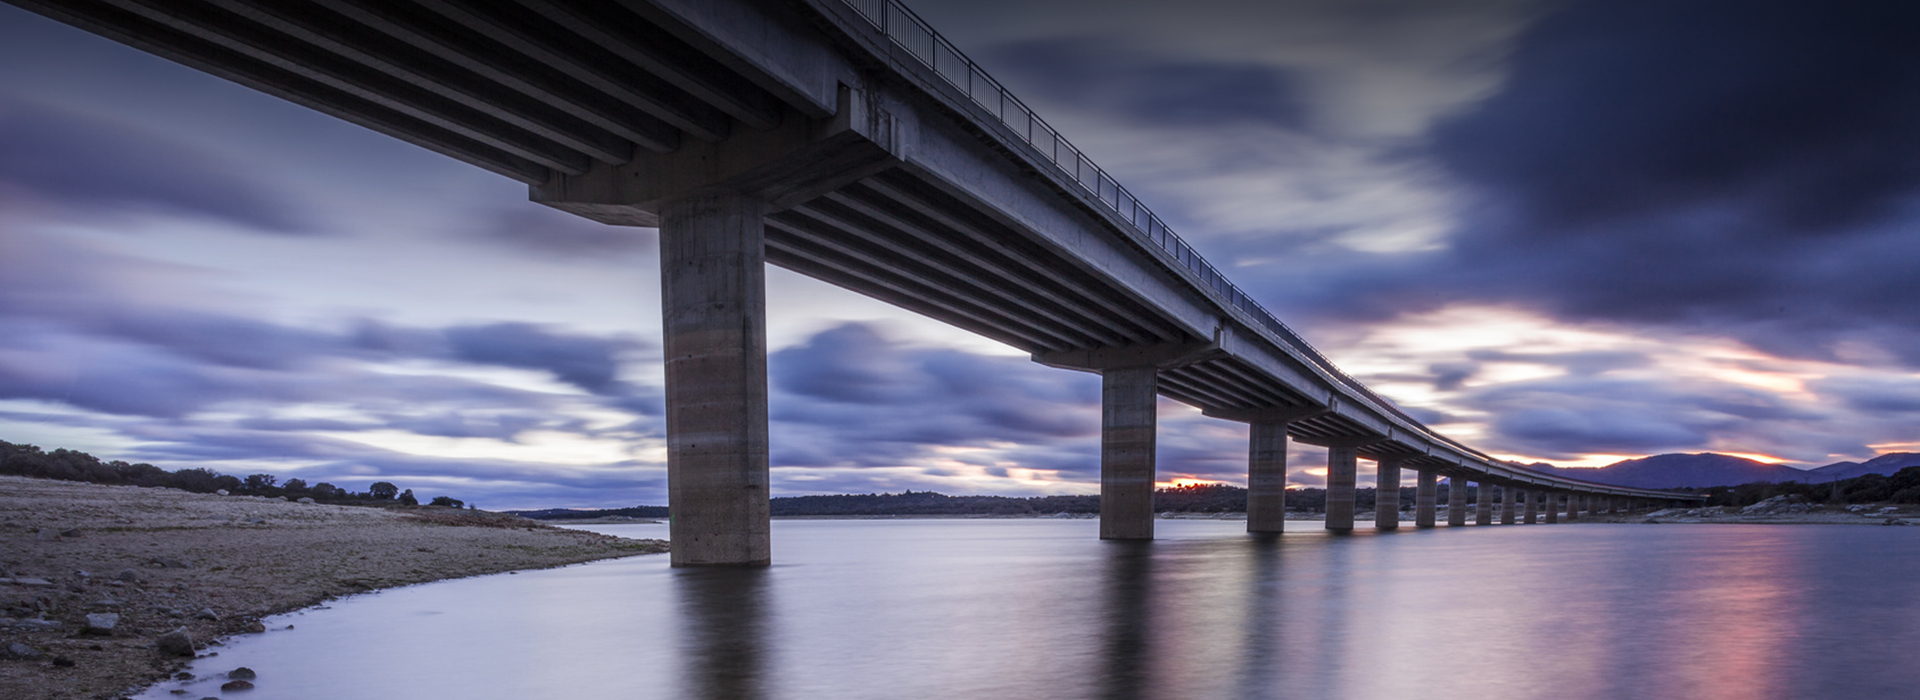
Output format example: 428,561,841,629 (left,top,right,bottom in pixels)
12,0,1706,565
